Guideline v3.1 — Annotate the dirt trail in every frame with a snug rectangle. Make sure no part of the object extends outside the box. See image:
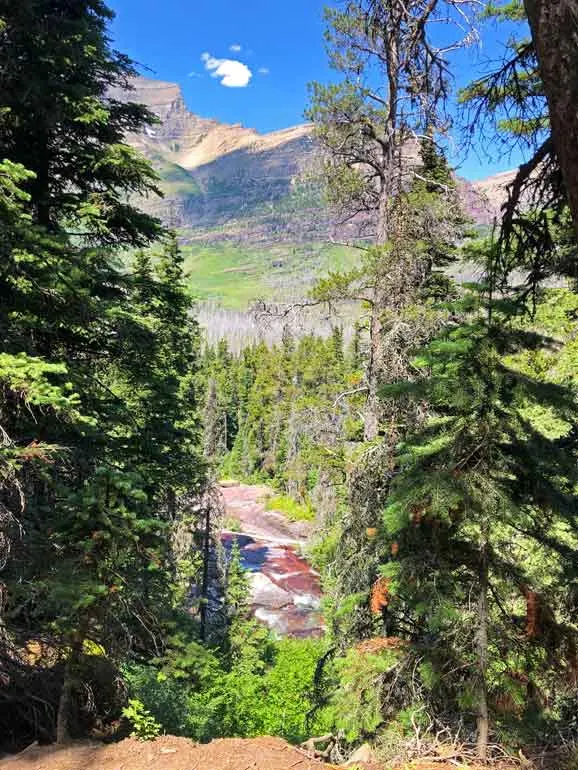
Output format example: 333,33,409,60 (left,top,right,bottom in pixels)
0,736,334,770
220,484,323,637
0,735,524,770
